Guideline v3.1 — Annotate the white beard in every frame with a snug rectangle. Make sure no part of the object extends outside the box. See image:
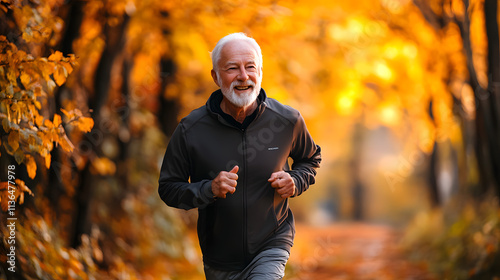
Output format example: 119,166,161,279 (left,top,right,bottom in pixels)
219,76,262,108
